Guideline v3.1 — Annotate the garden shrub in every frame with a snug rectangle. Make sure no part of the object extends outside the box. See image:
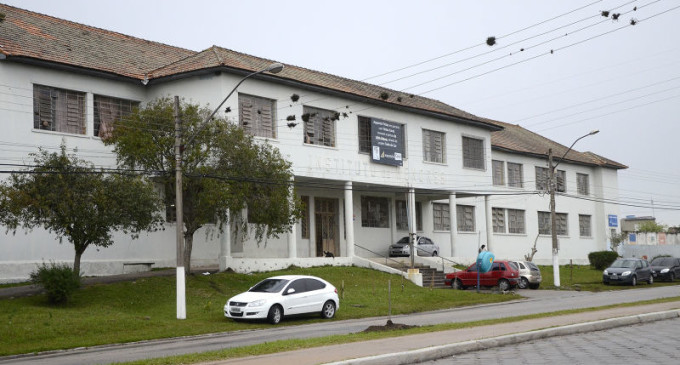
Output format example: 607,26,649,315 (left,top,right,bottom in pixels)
588,251,619,270
30,262,81,304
